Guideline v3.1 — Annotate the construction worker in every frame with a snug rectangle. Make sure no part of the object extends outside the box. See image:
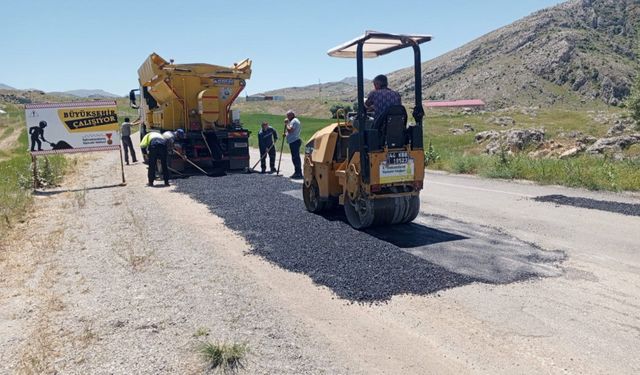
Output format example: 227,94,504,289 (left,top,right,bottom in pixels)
365,74,402,118
258,121,278,174
140,132,170,187
120,117,137,165
284,110,303,179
